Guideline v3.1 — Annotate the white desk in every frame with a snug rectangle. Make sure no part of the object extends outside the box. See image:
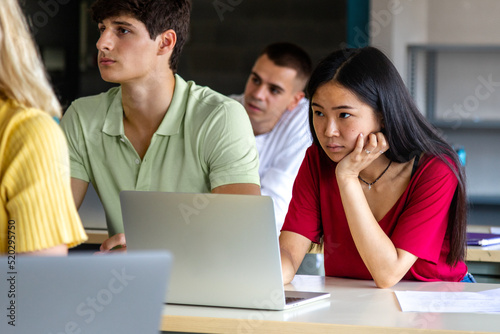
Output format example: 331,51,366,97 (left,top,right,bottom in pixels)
160,275,500,333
